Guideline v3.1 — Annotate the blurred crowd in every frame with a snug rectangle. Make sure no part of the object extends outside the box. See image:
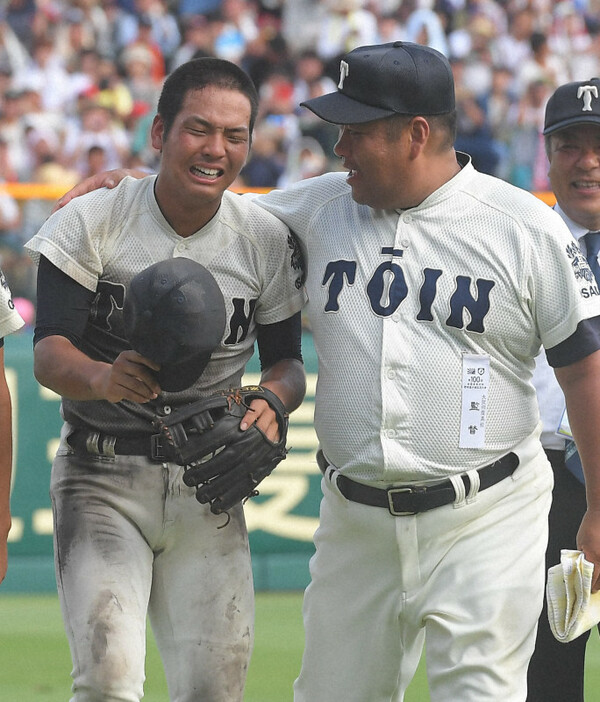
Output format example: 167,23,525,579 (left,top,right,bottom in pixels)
1,0,600,311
